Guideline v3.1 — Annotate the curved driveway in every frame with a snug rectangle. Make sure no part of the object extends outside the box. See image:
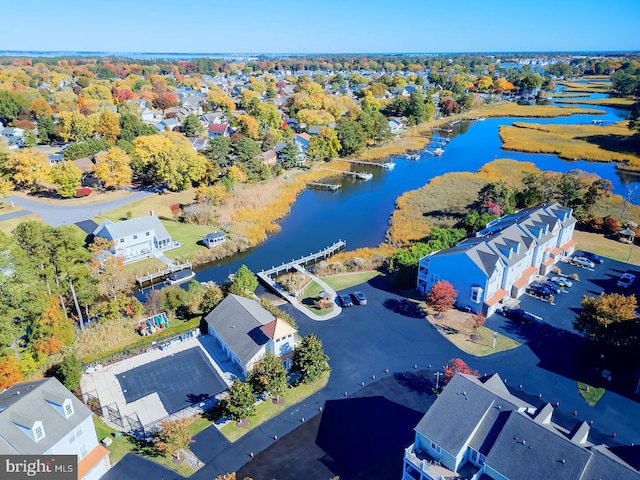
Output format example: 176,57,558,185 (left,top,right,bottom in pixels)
1,191,153,226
